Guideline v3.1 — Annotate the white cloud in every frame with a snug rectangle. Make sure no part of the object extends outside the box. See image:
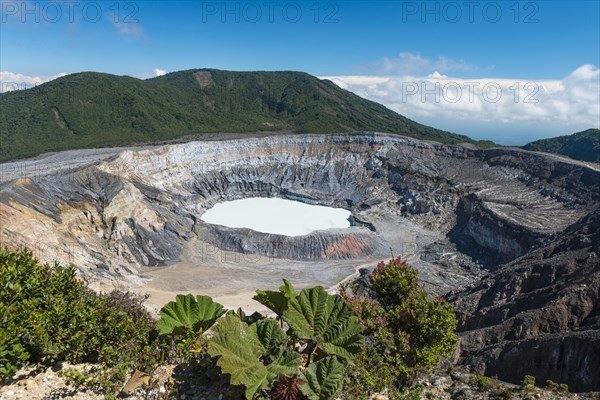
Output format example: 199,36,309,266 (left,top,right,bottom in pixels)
367,52,475,75
113,20,145,38
428,71,448,79
568,64,599,81
321,64,600,144
0,71,67,93
135,68,169,79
